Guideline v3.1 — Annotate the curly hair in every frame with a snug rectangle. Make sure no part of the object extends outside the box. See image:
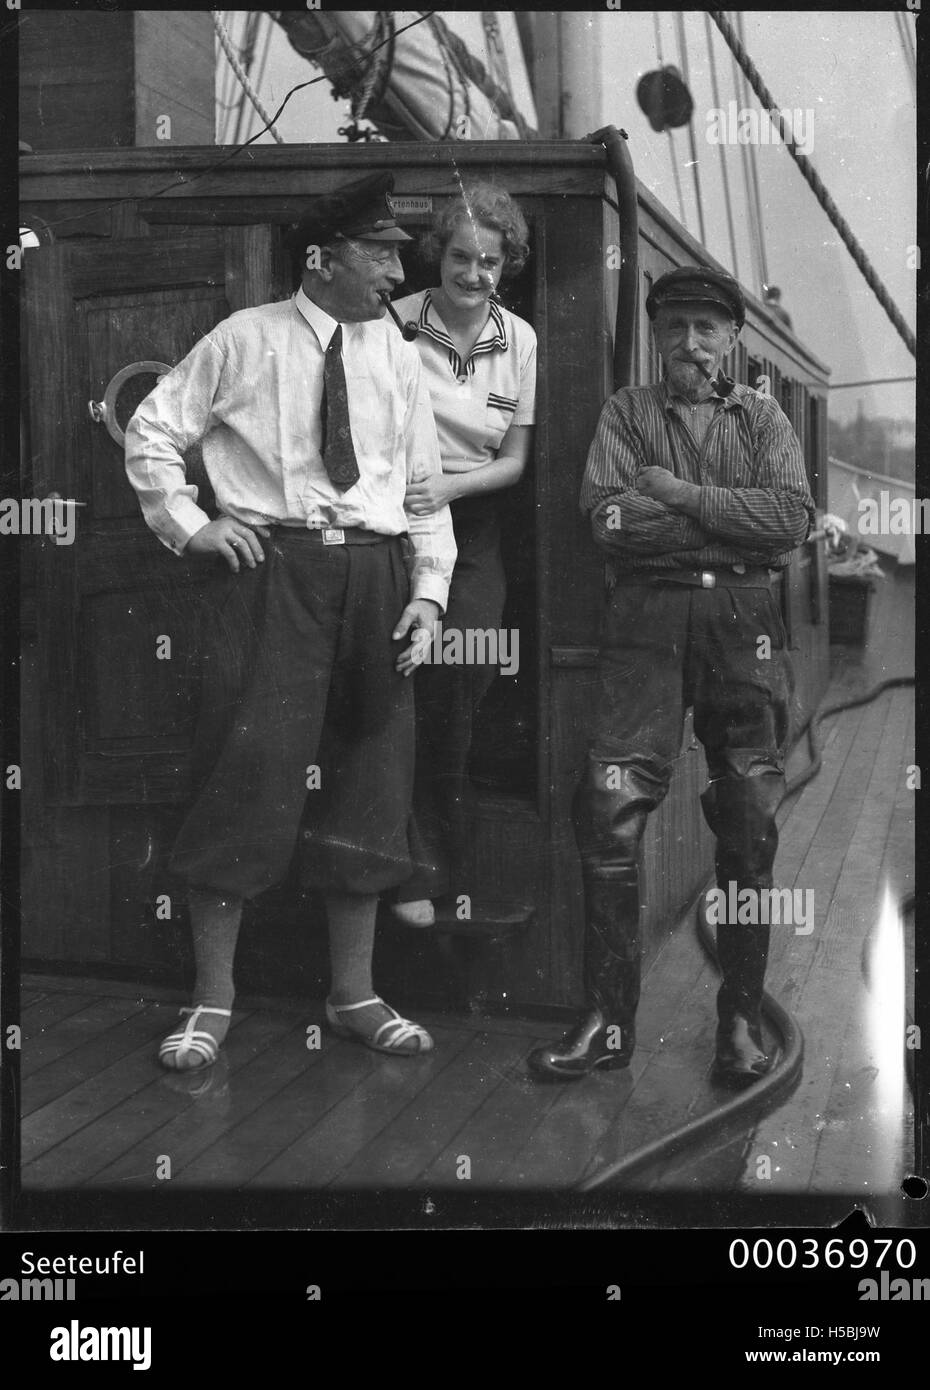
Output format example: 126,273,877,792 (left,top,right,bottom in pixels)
422,181,529,280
